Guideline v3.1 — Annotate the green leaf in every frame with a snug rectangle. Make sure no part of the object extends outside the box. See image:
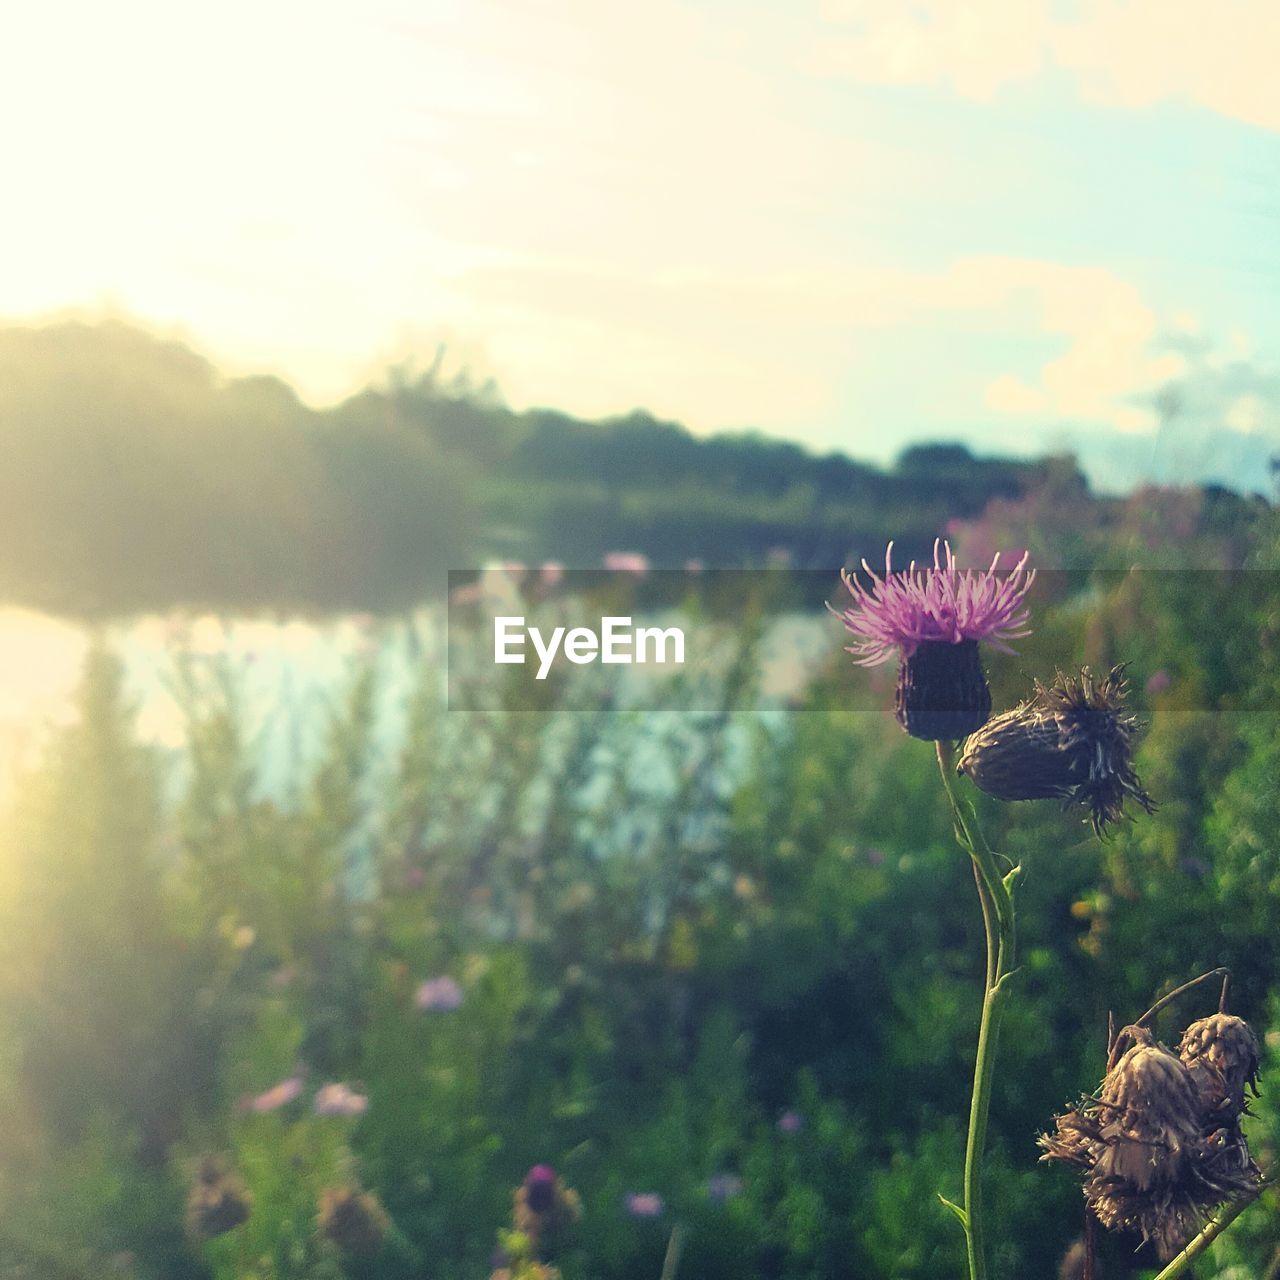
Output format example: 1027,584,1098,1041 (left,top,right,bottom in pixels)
937,1193,969,1232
